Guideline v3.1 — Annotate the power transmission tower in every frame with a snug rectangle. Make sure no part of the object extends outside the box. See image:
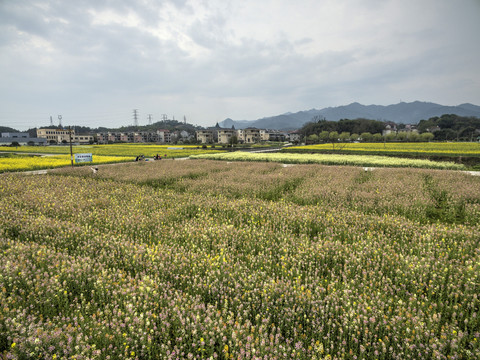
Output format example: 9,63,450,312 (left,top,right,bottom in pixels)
58,115,62,128
161,114,167,122
133,109,139,127
50,116,53,126
148,114,153,125
183,115,186,124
